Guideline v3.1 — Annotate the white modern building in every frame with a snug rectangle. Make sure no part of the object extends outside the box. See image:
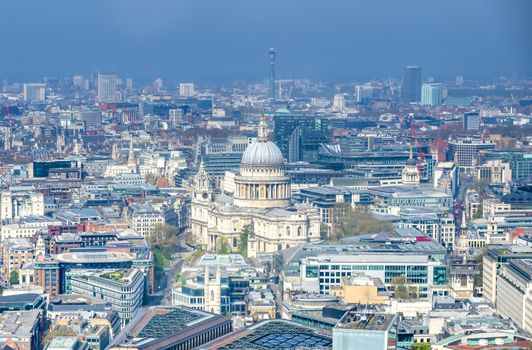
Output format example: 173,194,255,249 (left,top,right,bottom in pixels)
0,216,62,240
179,83,195,97
355,84,374,103
71,268,144,327
23,83,46,102
97,72,117,103
421,83,443,106
0,190,44,222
